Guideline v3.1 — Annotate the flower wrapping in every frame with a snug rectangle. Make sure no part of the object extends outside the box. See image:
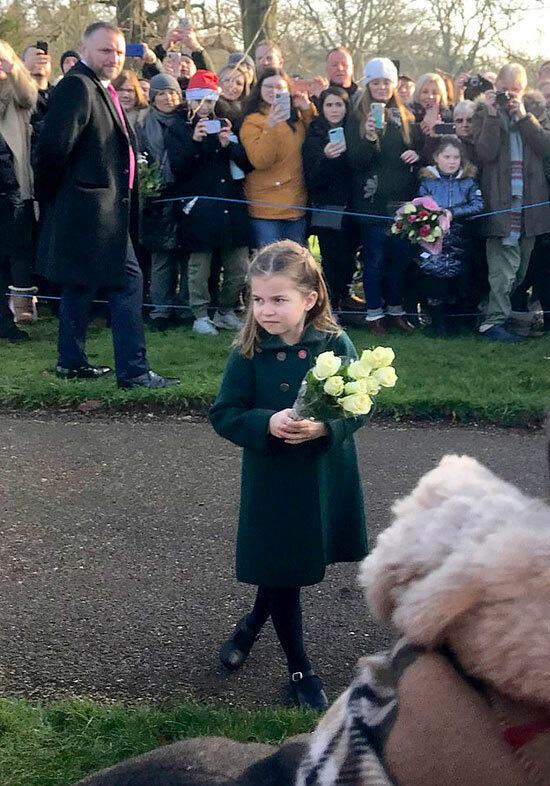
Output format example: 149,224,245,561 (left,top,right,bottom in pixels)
390,196,451,255
137,152,163,210
291,347,398,421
